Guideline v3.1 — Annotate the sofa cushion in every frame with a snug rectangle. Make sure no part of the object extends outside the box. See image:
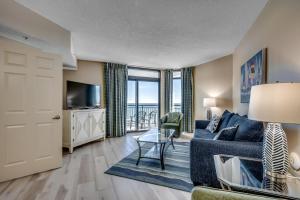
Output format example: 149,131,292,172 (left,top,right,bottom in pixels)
217,110,234,131
195,120,210,129
167,112,180,123
234,118,264,142
213,125,239,141
194,129,215,140
206,115,221,133
161,123,179,129
226,114,243,127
